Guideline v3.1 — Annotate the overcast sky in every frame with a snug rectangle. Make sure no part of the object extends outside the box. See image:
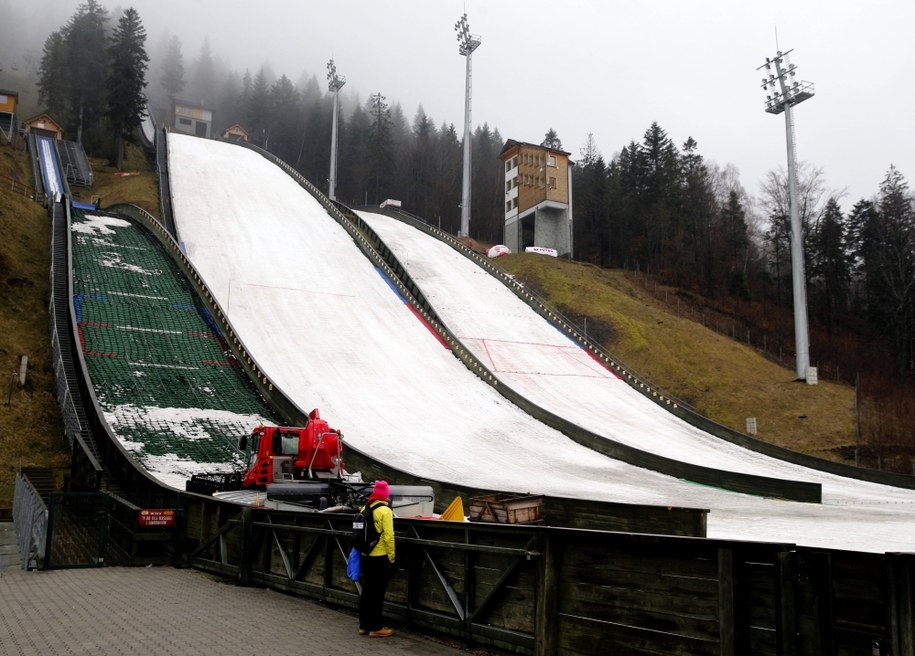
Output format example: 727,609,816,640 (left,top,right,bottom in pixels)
6,0,915,211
